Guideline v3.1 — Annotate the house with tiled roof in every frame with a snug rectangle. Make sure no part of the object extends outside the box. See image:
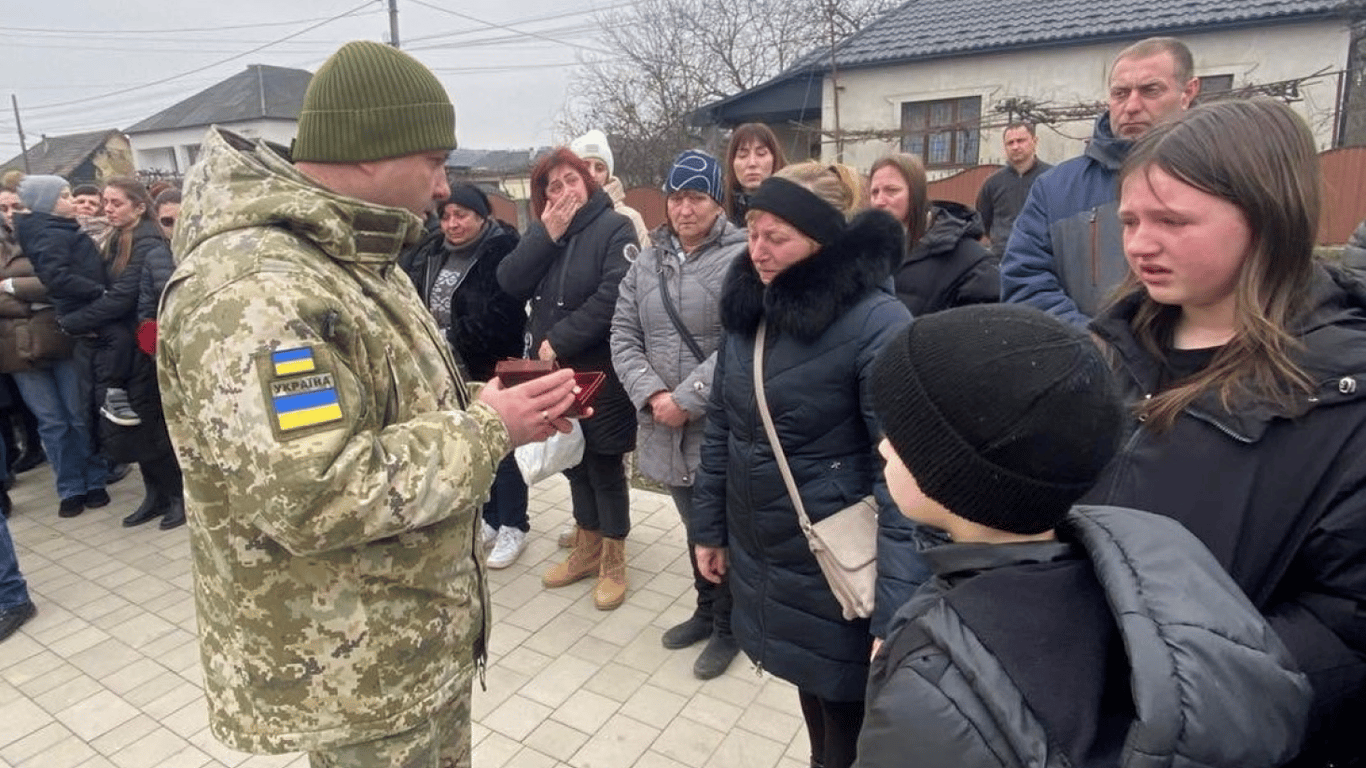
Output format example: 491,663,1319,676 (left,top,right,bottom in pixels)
445,147,550,199
125,64,312,175
697,0,1366,172
0,129,134,183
